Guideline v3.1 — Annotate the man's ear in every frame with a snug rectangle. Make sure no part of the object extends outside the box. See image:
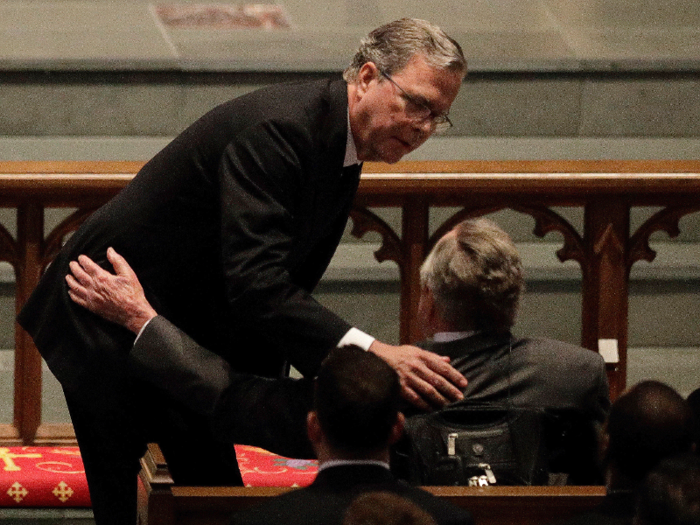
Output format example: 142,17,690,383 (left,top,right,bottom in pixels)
307,411,322,445
423,286,436,316
355,62,380,97
388,412,405,446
